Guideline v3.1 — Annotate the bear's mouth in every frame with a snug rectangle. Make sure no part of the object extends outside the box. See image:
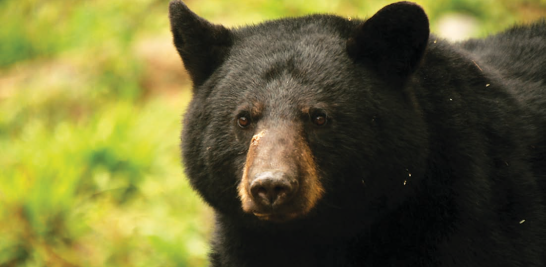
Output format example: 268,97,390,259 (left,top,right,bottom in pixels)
252,211,299,222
